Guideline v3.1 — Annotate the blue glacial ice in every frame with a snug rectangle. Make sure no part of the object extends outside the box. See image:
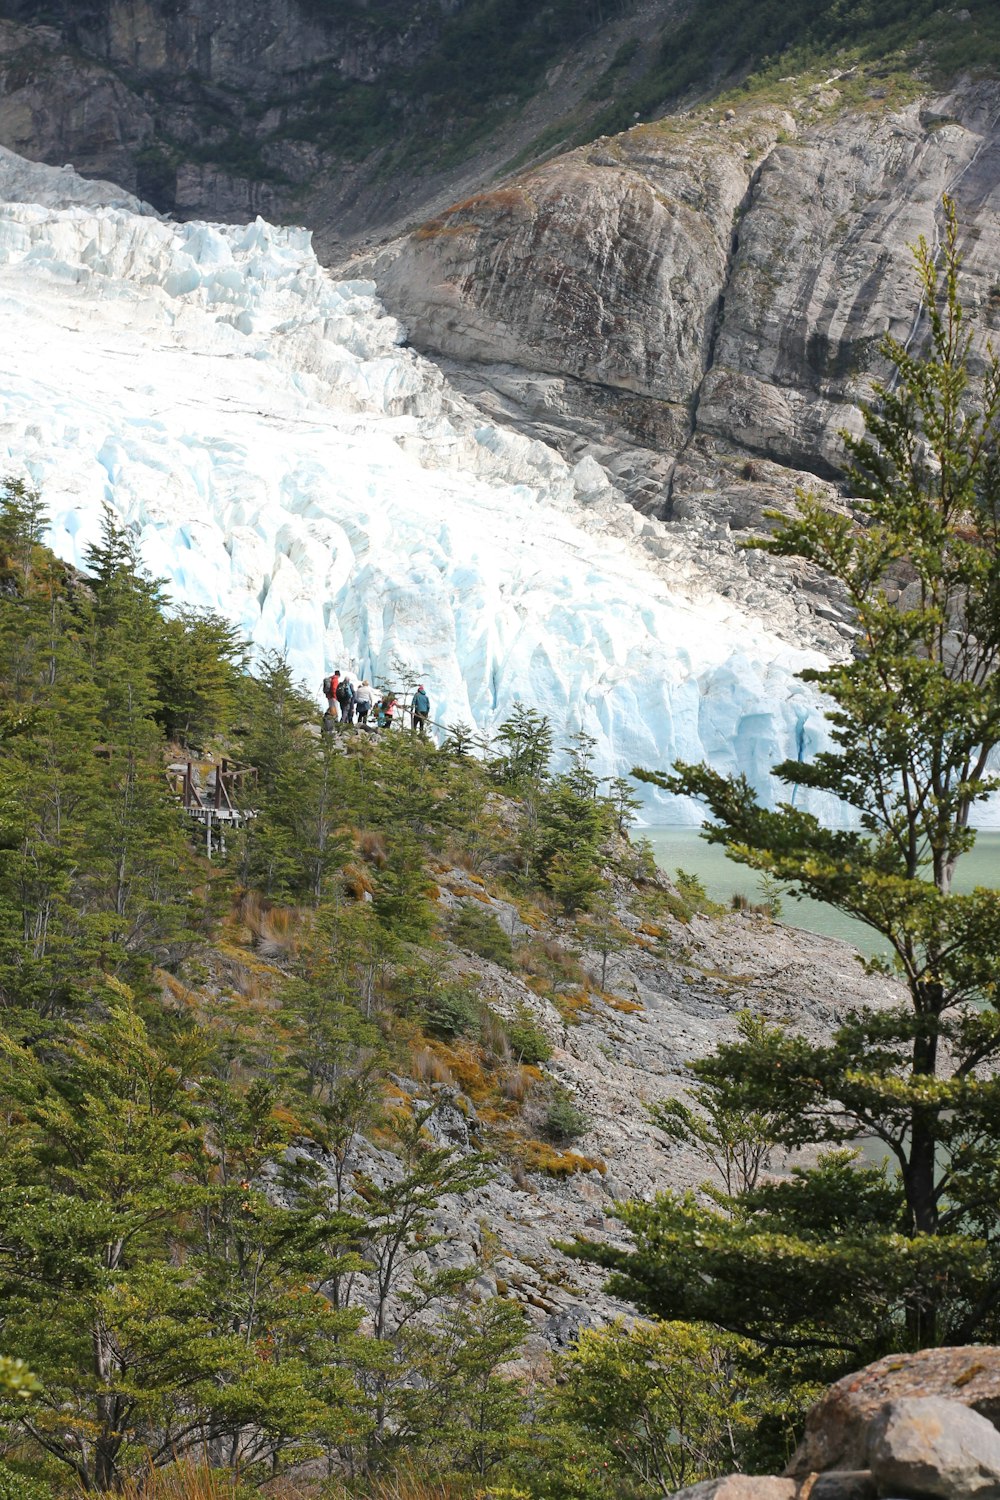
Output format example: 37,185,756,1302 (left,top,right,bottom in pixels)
0,147,840,821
